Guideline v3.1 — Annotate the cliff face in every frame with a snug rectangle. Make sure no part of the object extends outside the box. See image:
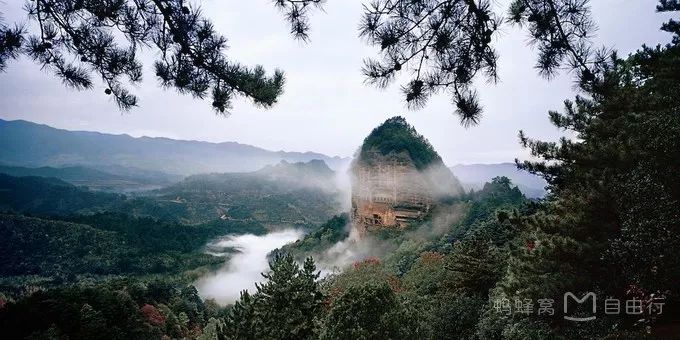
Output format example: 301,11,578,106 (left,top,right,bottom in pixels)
351,117,462,234
351,152,433,233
